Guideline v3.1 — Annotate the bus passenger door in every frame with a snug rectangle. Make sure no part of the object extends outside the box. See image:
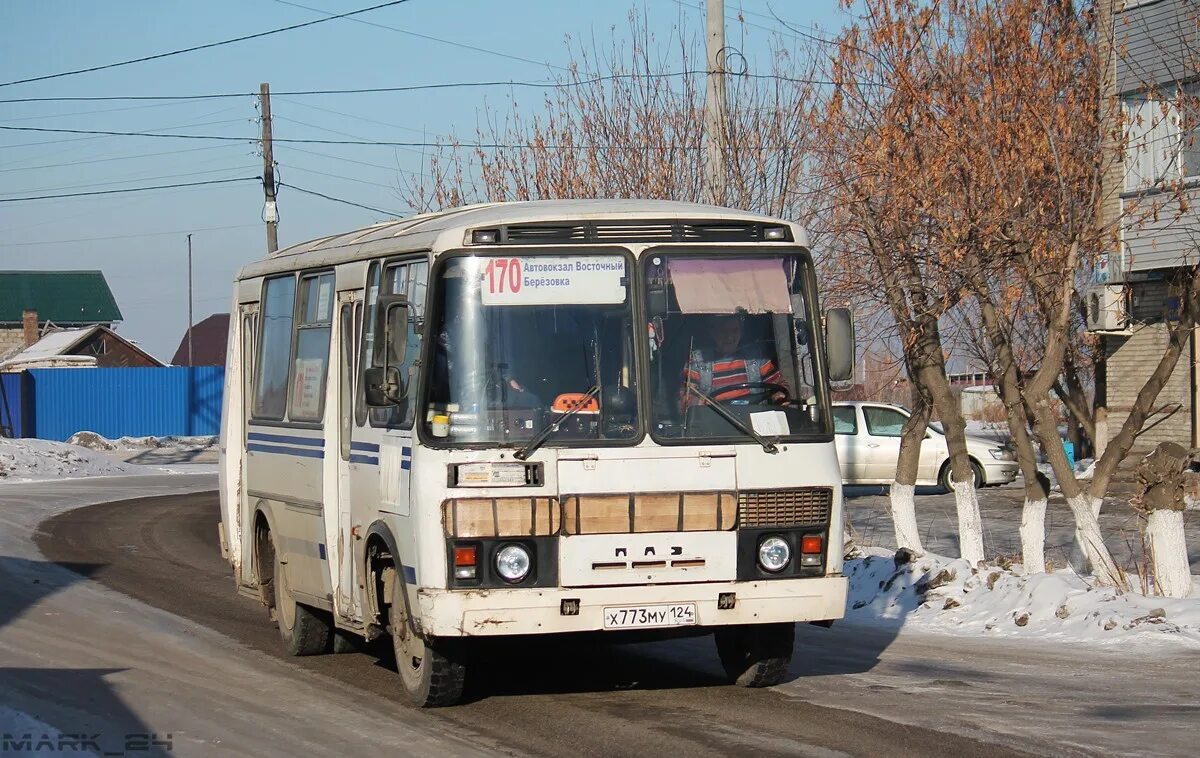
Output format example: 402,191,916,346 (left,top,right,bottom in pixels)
327,293,363,619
